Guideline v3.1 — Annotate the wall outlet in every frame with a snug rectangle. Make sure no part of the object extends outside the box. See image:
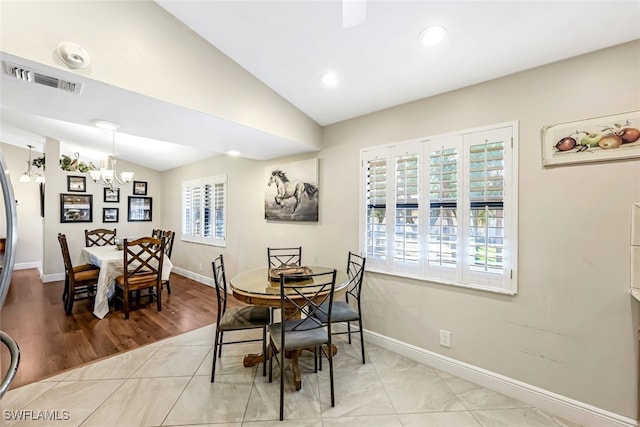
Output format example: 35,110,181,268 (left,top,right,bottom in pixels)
439,329,451,348
198,262,203,271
